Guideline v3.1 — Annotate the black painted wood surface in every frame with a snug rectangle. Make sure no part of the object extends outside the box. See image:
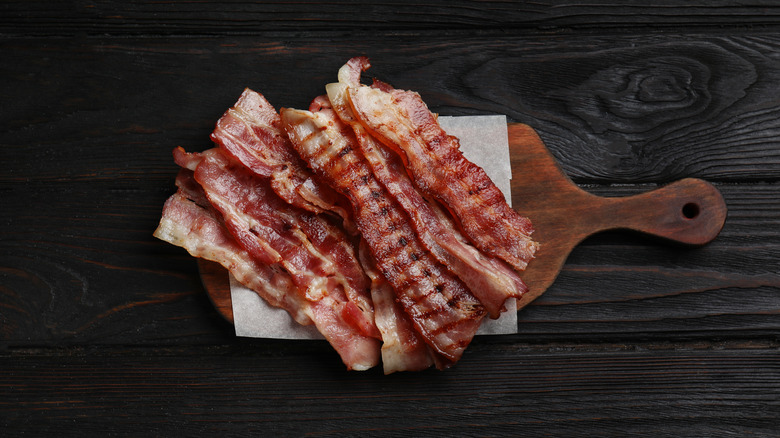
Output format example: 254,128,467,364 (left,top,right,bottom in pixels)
1,2,778,436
